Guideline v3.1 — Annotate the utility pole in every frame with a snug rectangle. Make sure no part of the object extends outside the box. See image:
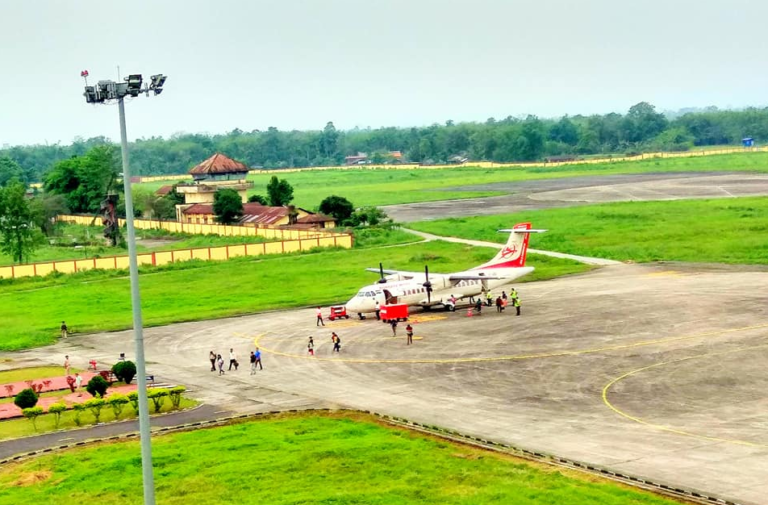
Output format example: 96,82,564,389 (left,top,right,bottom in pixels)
82,70,167,505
